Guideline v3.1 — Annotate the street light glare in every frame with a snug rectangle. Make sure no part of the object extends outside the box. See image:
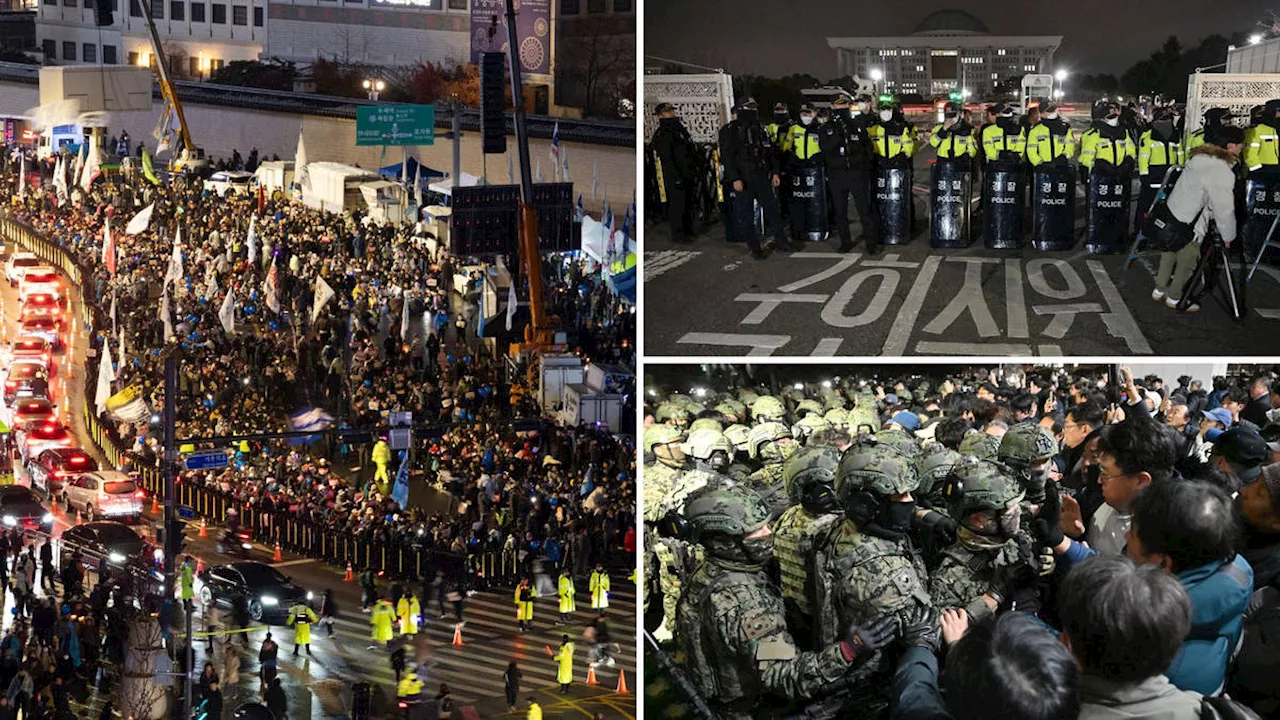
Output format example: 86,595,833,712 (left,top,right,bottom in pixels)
869,68,883,81
1251,34,1264,45
1055,69,1068,81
